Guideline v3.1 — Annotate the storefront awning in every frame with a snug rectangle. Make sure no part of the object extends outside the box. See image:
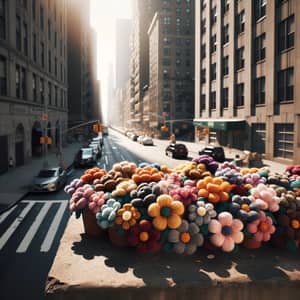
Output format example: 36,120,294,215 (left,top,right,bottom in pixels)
193,118,246,130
